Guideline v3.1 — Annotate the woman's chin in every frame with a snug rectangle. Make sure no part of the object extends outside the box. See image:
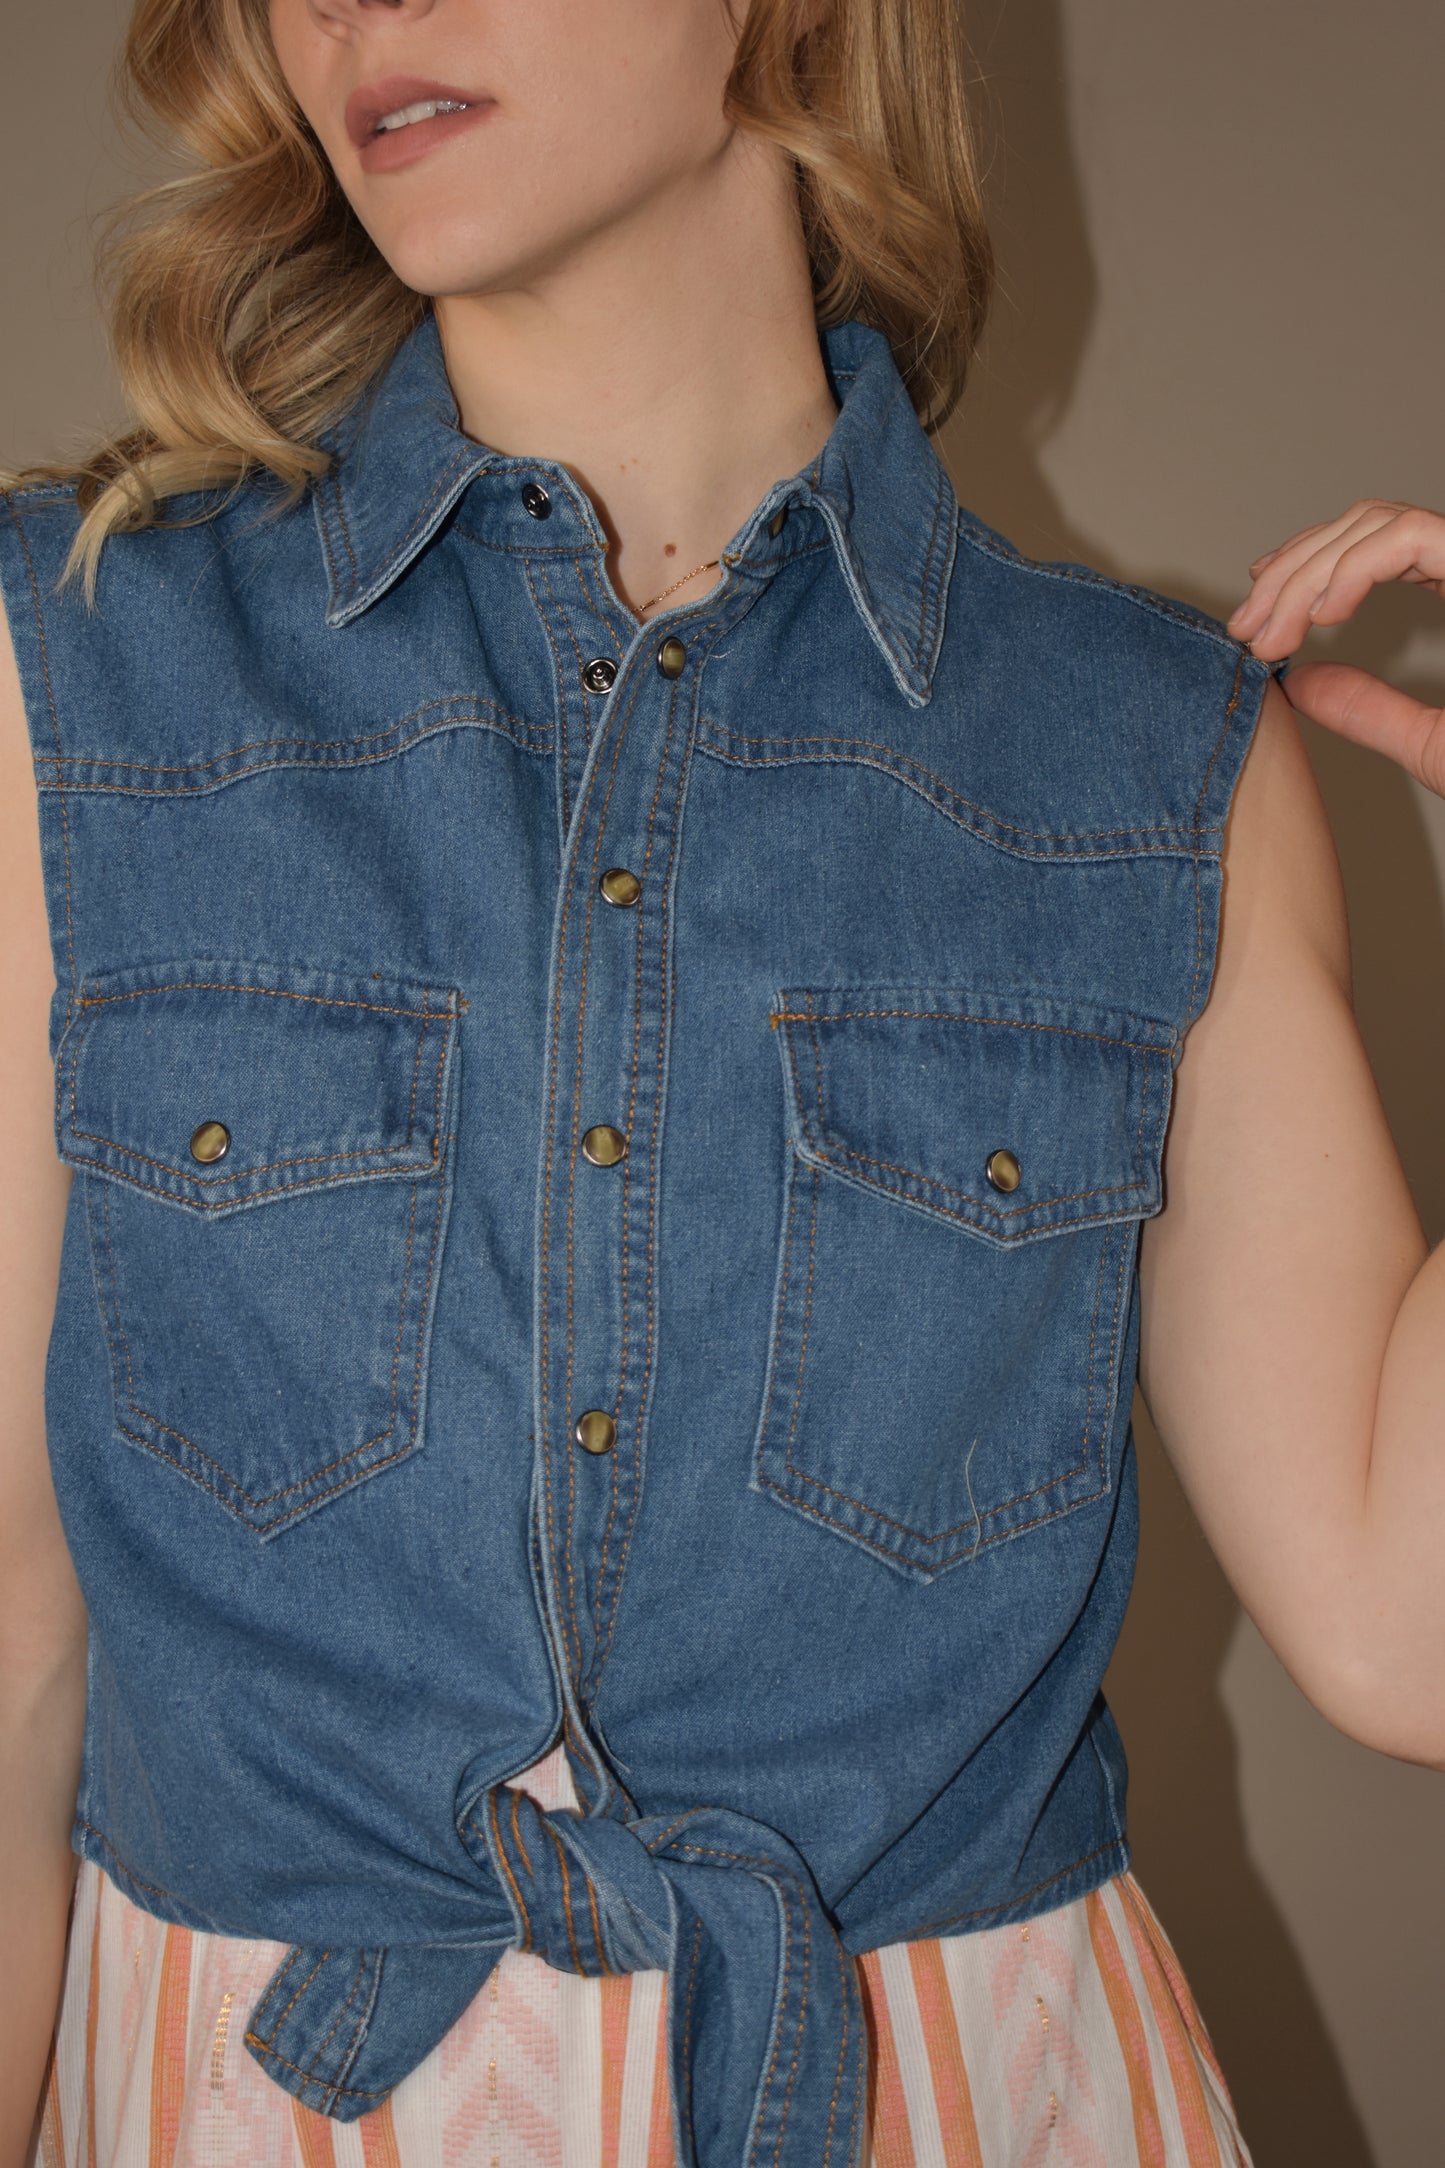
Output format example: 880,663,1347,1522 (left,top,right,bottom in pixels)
361,220,549,308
